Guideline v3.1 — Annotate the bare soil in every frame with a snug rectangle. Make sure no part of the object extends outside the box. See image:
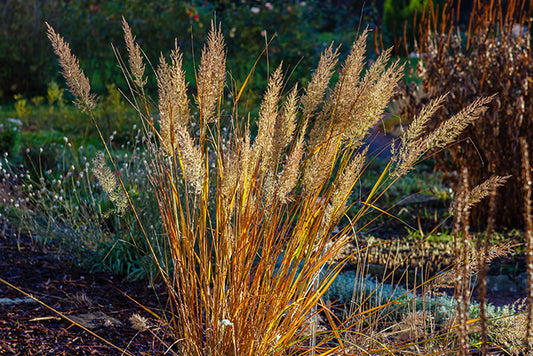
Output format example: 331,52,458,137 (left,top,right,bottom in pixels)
0,226,173,355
